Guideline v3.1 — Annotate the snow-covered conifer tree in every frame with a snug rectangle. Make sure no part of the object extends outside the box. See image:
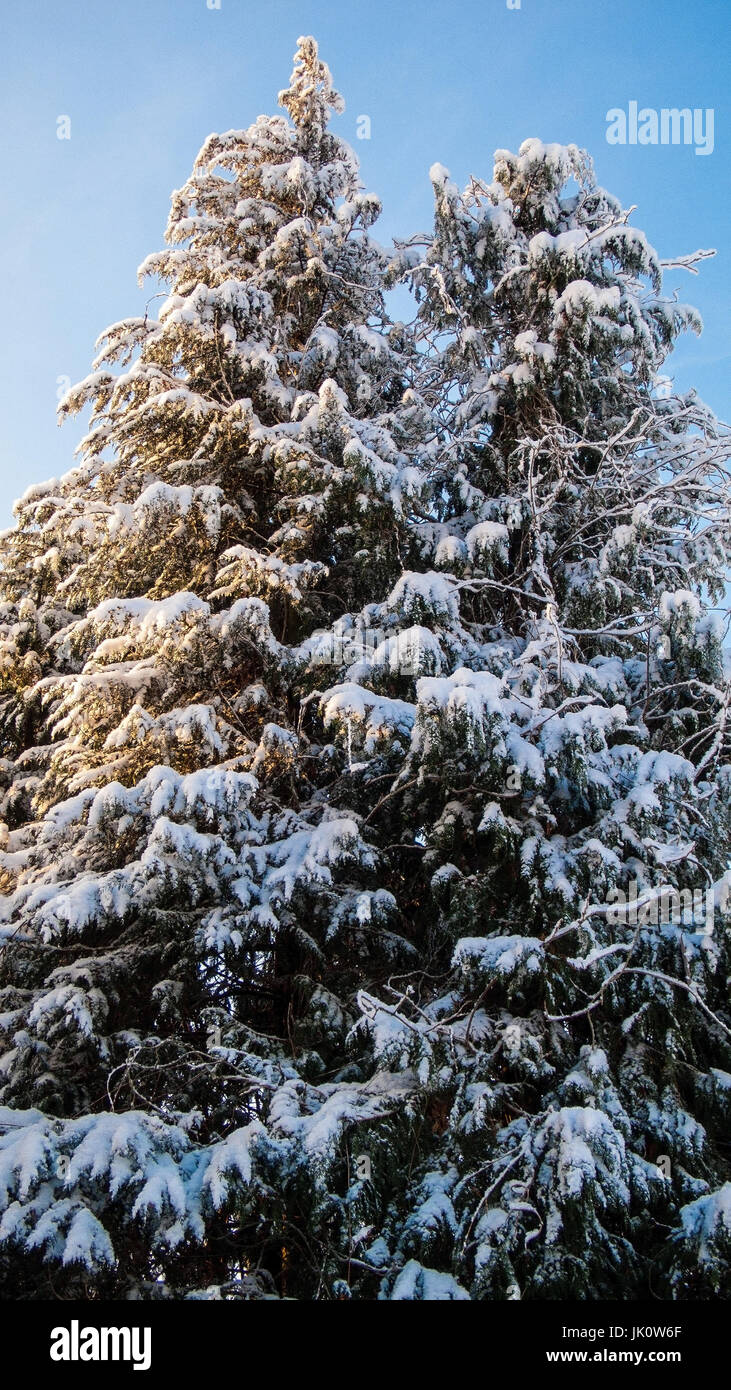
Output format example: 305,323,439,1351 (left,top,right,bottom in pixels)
361,140,731,1299
0,37,431,1299
0,48,729,1301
